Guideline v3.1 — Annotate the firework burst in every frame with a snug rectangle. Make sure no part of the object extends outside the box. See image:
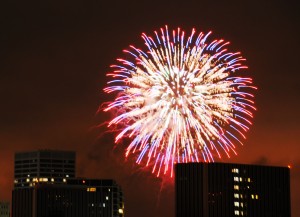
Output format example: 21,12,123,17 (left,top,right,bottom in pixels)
103,26,256,177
